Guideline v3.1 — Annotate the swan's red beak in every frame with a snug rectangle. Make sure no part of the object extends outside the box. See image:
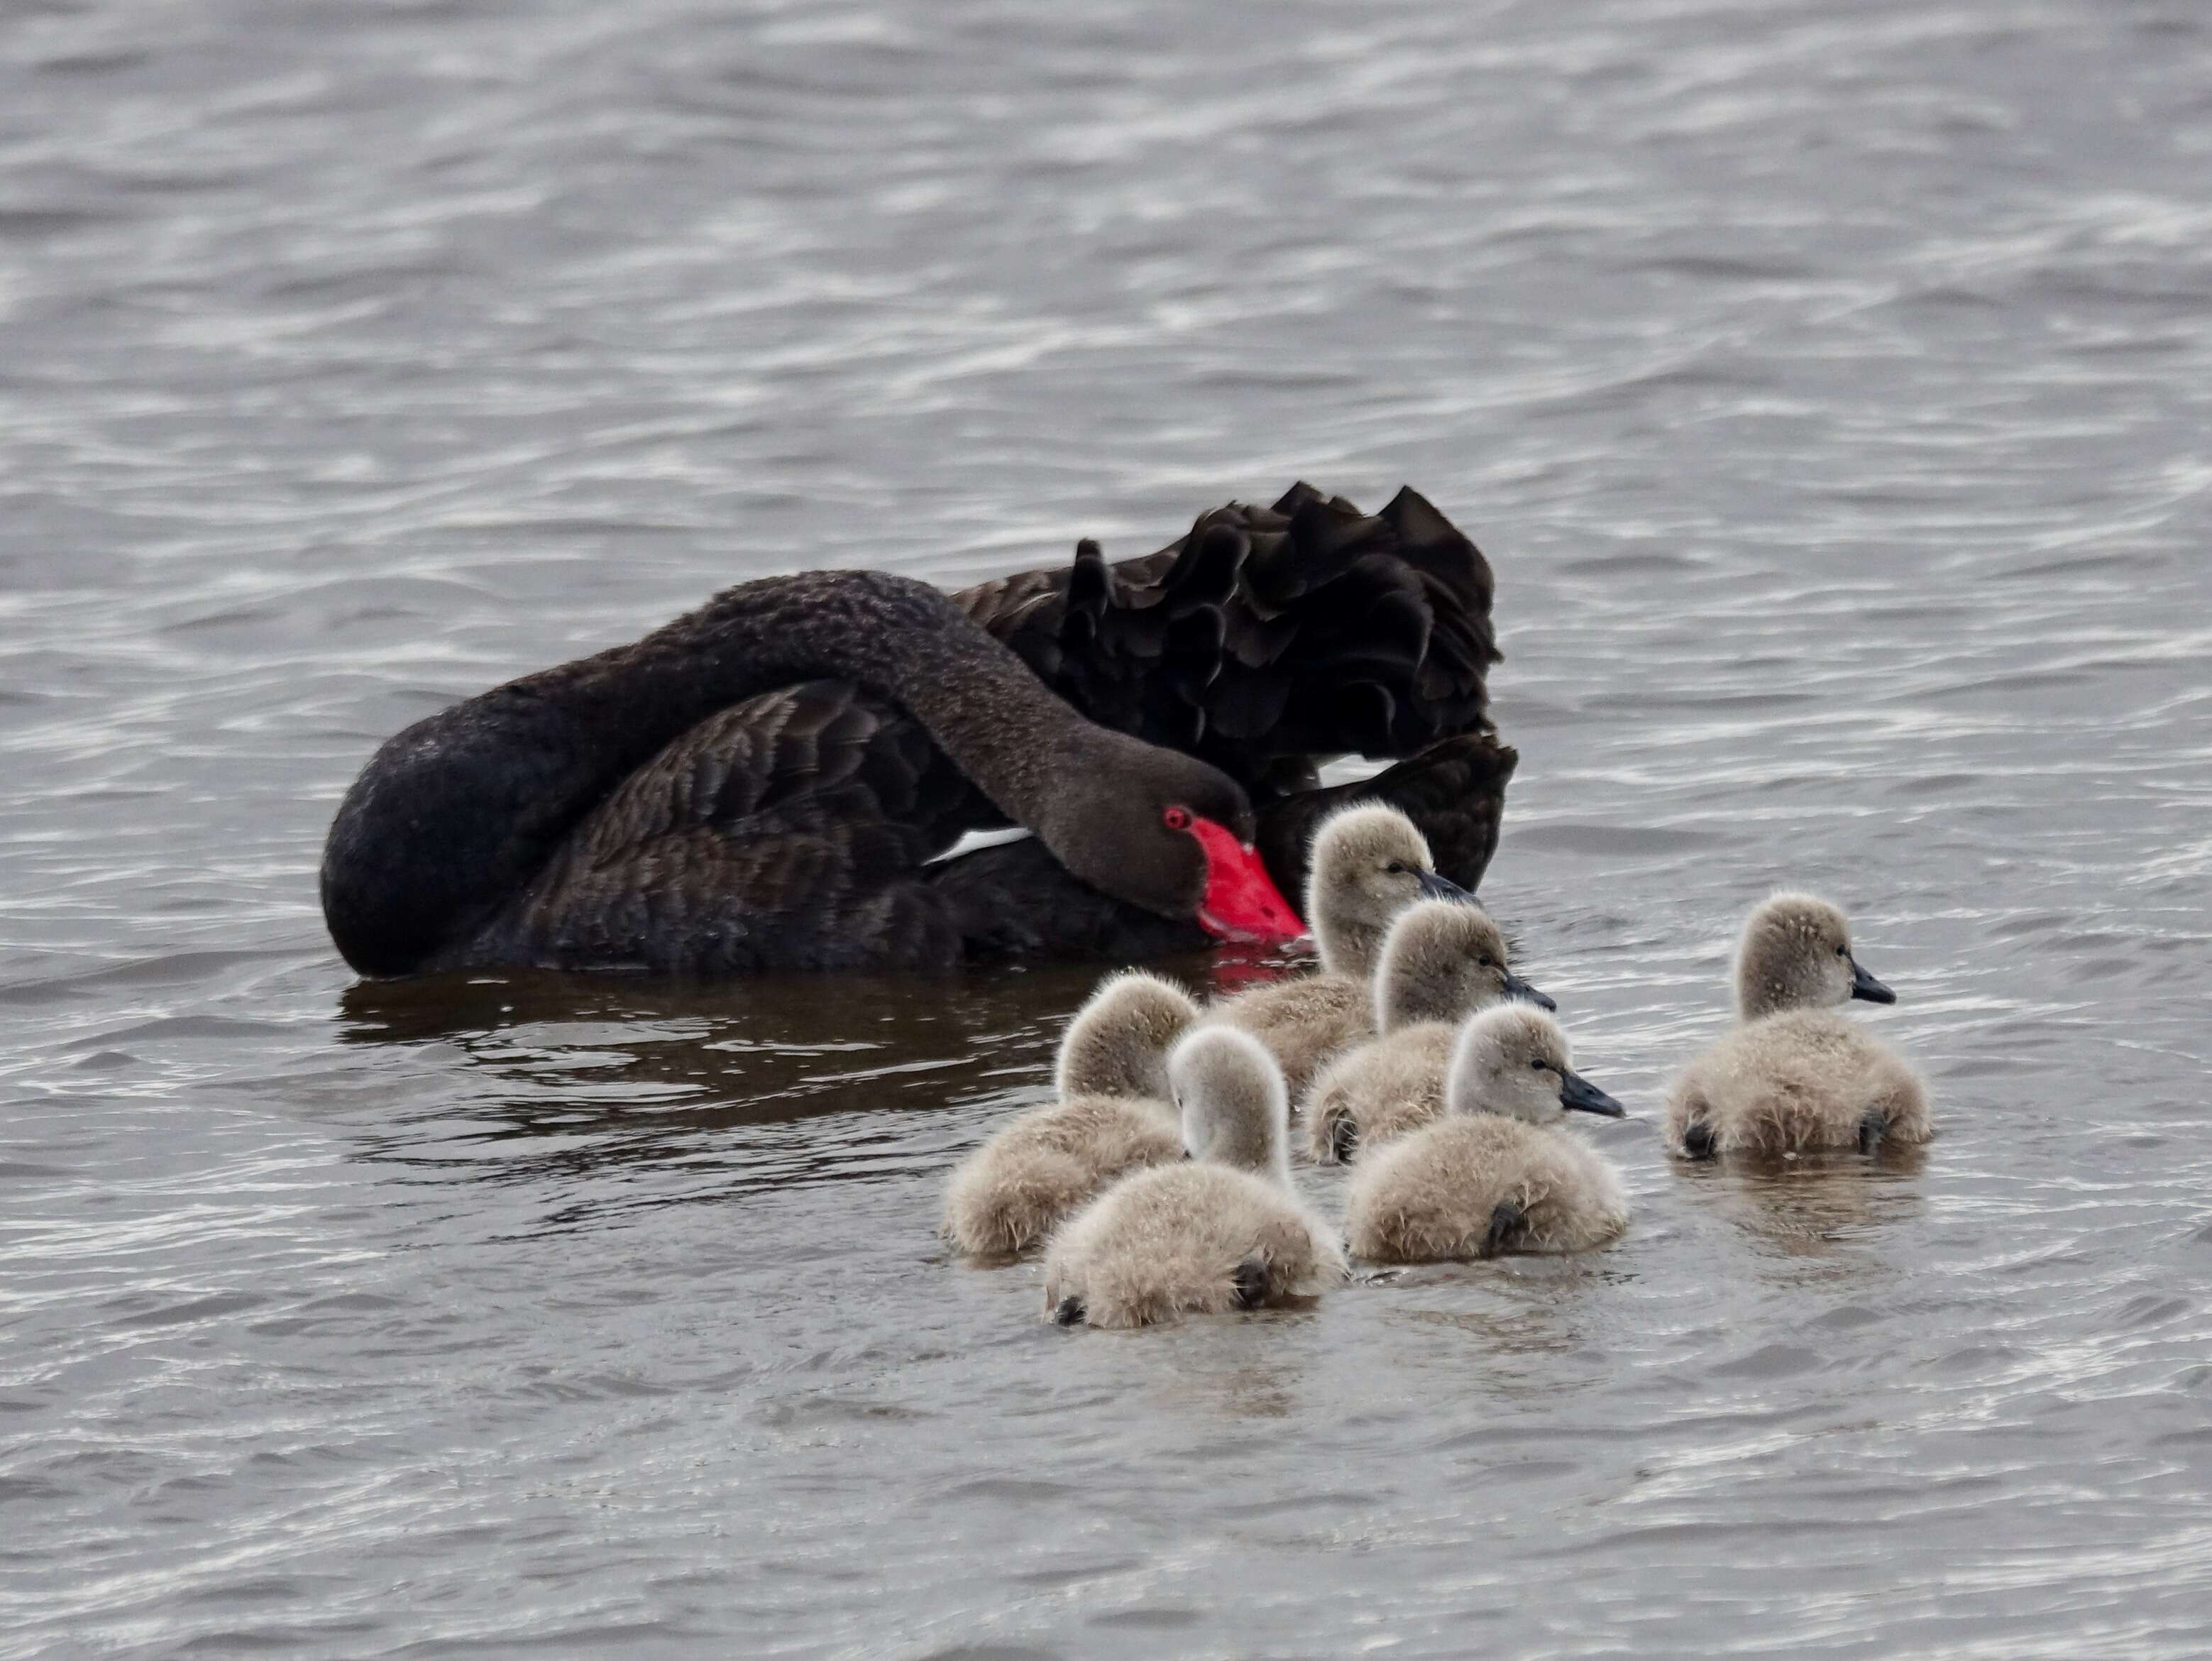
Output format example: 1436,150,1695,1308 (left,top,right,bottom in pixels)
1184,816,1307,943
